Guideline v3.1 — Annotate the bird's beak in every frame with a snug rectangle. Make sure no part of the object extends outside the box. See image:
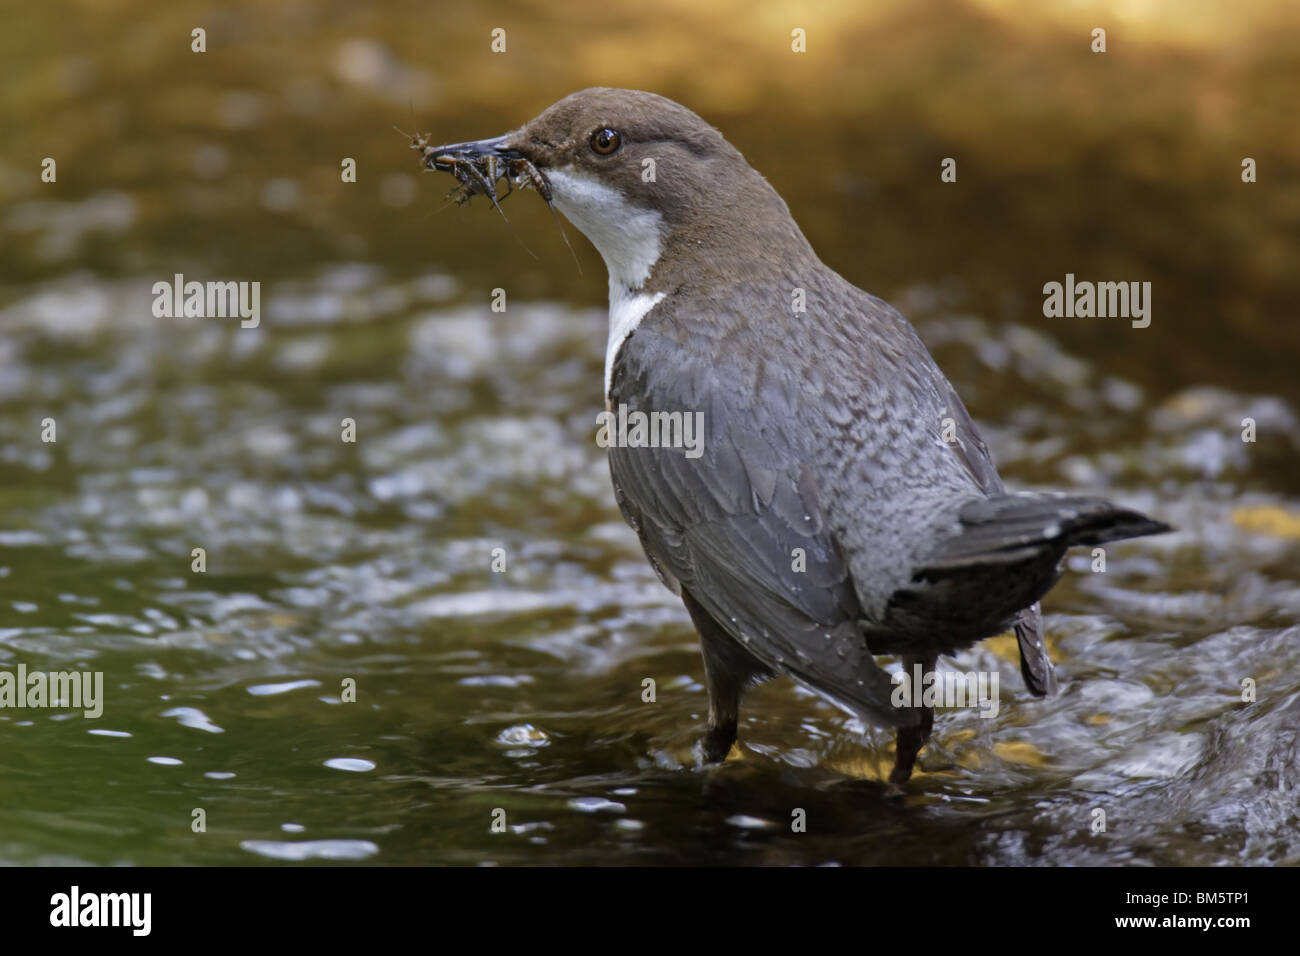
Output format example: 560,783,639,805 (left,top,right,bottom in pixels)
421,134,523,173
